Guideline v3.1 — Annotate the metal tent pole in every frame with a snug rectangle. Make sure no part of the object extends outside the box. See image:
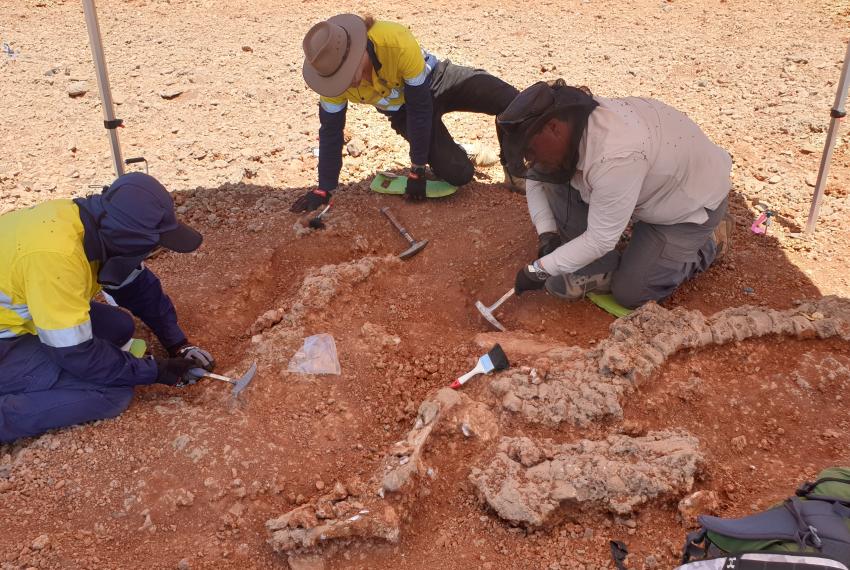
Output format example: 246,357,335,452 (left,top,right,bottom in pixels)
81,0,125,177
805,39,850,234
